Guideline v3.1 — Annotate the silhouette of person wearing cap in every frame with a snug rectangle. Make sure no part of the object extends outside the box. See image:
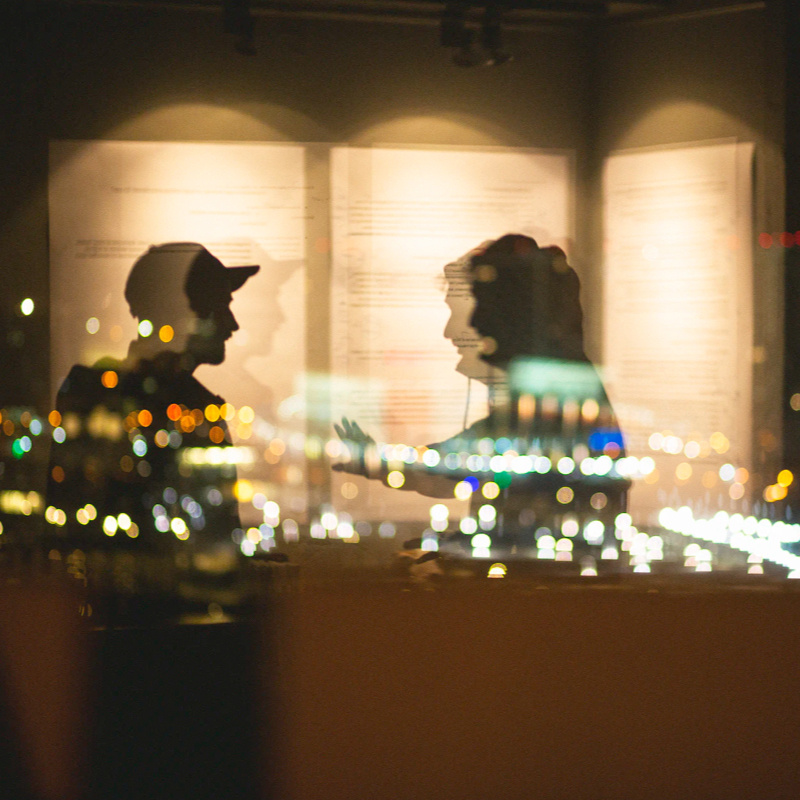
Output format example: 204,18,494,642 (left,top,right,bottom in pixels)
337,234,628,561
46,243,259,623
